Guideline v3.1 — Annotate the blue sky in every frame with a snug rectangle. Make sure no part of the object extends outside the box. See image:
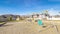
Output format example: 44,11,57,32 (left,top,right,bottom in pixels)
0,0,60,15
